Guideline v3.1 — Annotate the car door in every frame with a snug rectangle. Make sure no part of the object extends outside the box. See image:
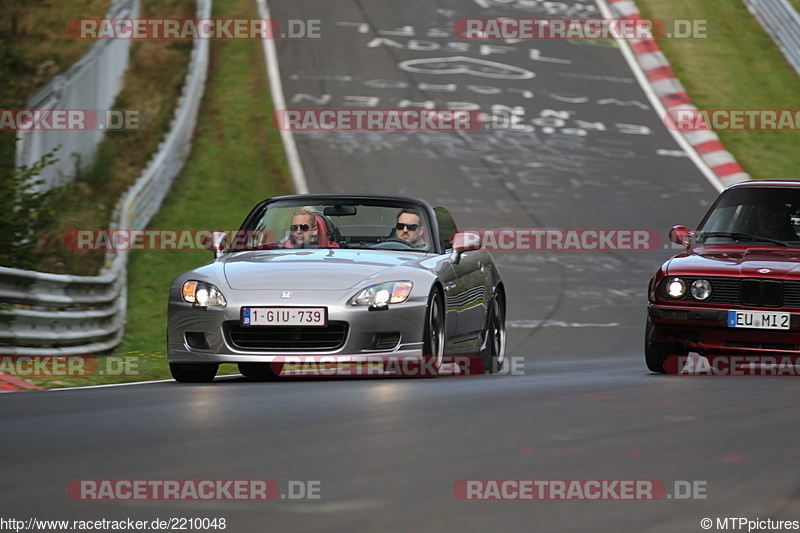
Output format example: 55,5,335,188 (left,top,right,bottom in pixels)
434,206,489,351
